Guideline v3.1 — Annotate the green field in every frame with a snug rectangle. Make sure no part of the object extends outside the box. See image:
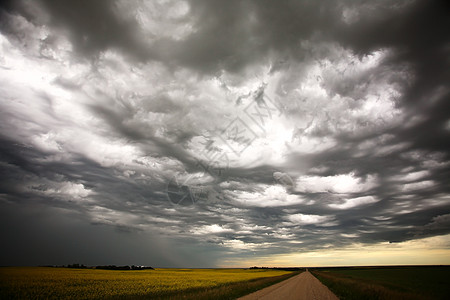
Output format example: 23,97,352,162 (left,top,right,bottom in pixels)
311,266,450,300
0,267,298,299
